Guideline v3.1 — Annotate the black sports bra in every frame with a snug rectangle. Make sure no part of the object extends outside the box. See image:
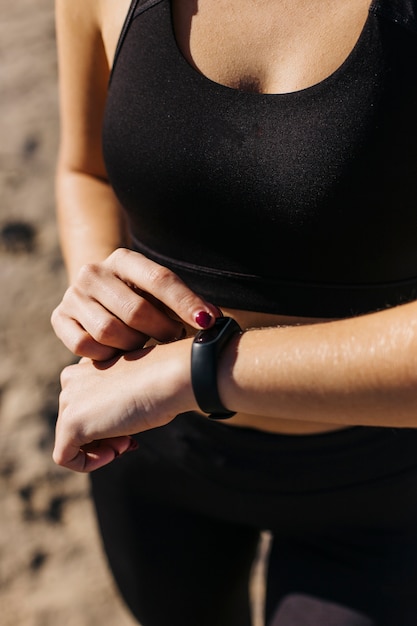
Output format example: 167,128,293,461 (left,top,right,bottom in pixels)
103,0,417,317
